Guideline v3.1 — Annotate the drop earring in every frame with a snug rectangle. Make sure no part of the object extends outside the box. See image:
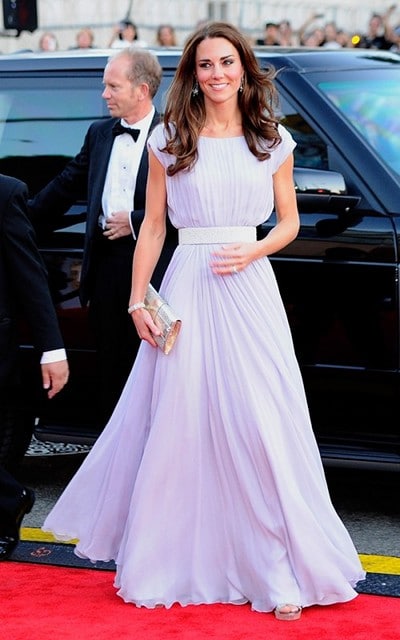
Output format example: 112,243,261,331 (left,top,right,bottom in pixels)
239,77,244,93
192,80,199,97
